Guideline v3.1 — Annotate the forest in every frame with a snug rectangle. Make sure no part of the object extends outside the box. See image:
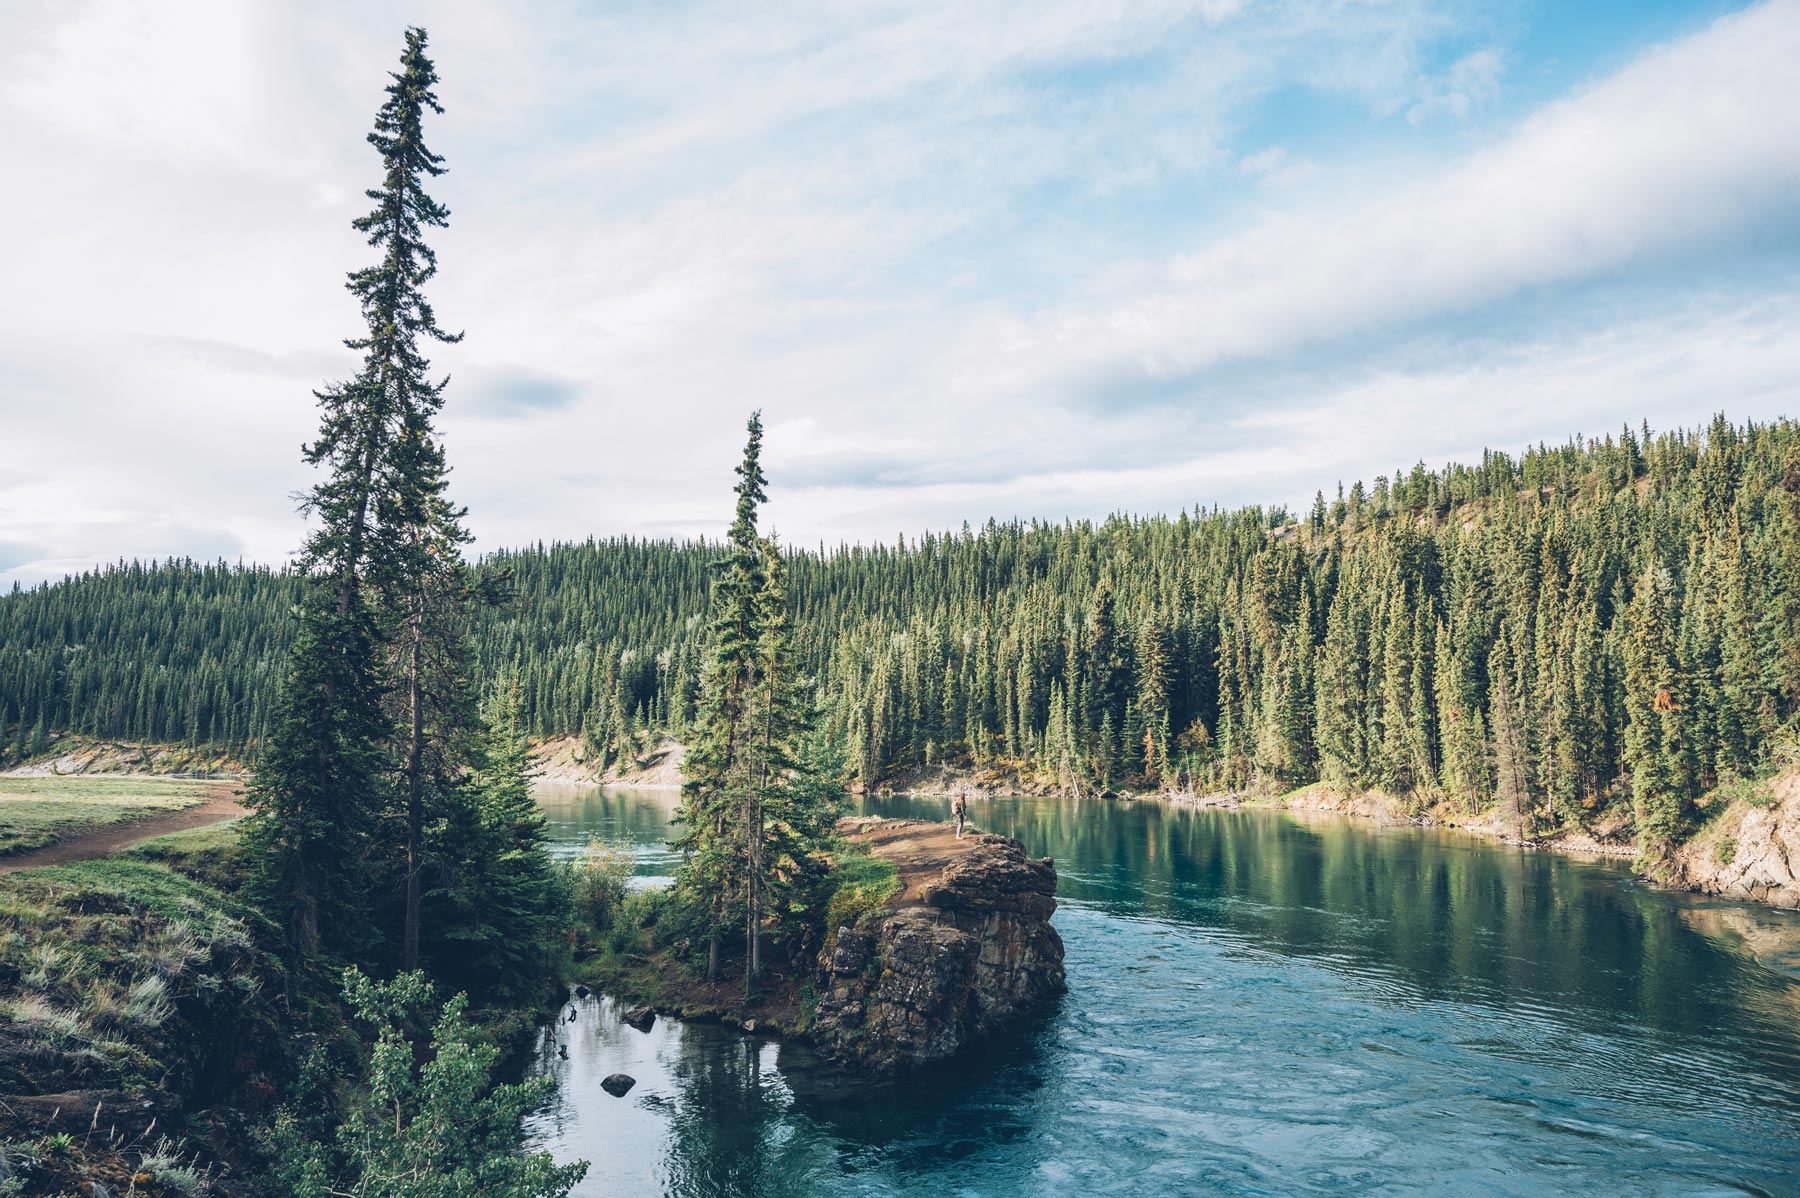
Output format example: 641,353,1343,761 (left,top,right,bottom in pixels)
5,413,1798,850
